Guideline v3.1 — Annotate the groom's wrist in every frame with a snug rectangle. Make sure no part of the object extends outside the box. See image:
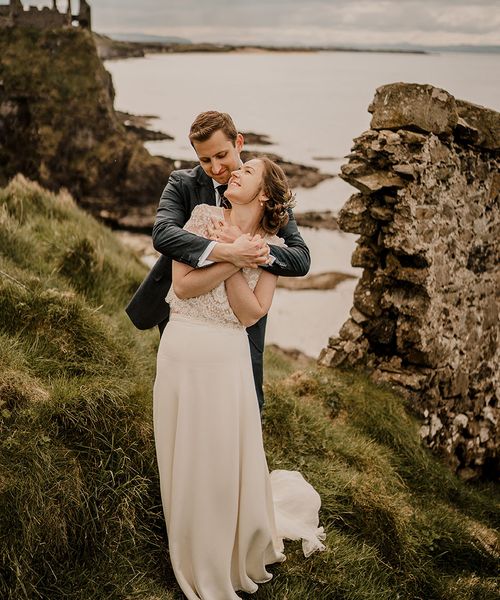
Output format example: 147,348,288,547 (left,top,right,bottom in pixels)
208,242,232,263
